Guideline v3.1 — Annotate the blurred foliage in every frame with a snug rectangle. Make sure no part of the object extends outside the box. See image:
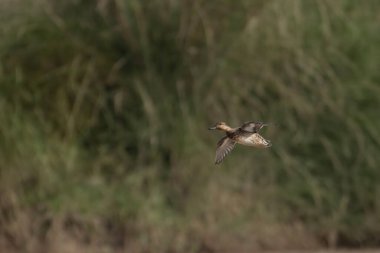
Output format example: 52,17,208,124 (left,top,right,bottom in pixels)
1,0,380,251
